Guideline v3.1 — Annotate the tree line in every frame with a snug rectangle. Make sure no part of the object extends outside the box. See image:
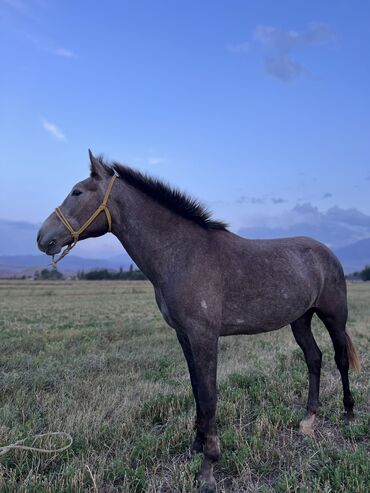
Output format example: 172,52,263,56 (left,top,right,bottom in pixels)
352,265,370,281
34,265,146,281
32,264,370,282
77,266,146,280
